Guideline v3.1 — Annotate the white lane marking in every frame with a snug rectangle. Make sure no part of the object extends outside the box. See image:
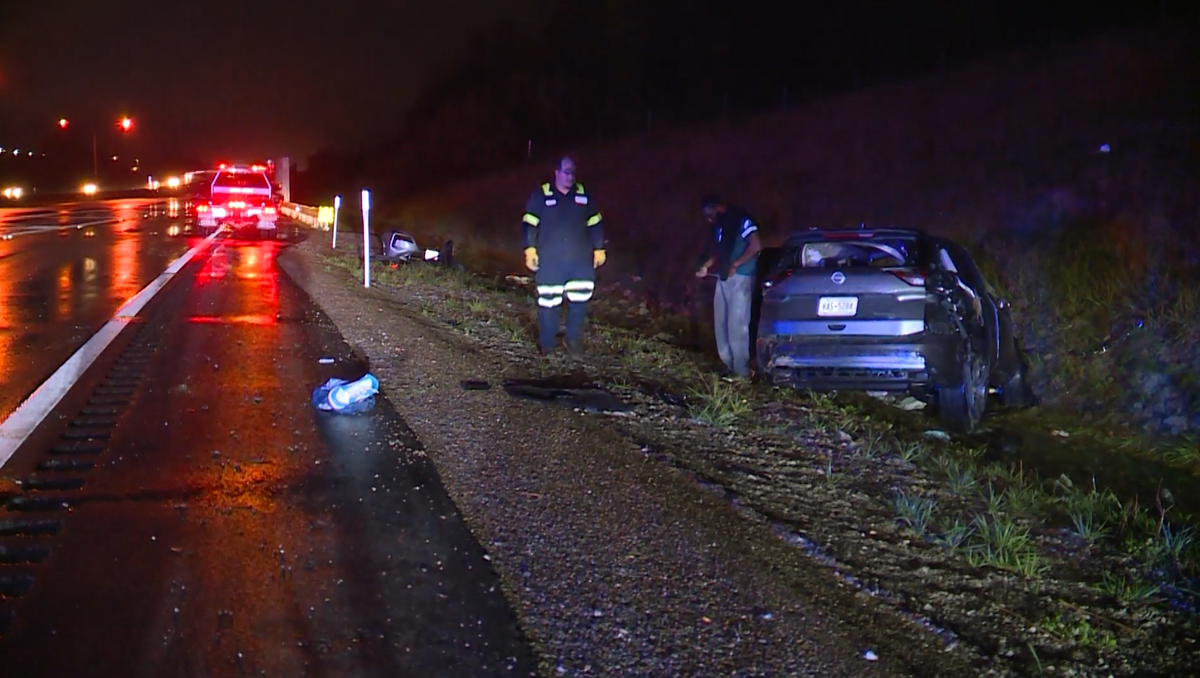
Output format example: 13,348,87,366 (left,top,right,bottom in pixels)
0,209,116,226
0,218,121,240
0,230,222,469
